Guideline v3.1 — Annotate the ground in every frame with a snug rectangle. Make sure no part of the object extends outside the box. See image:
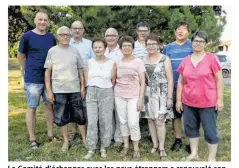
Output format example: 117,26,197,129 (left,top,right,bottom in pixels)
8,58,231,161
